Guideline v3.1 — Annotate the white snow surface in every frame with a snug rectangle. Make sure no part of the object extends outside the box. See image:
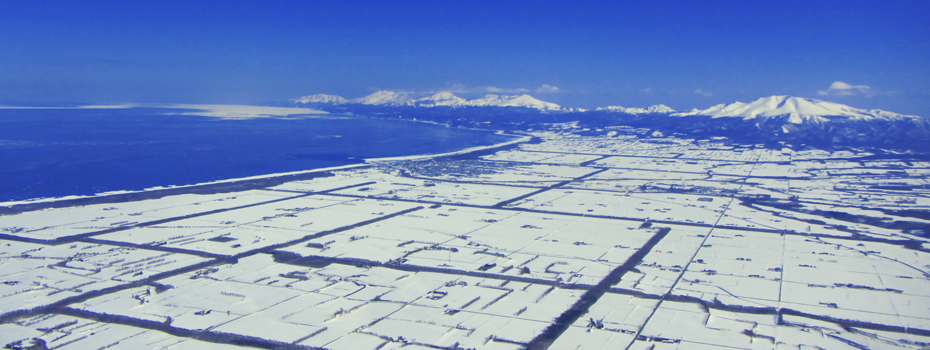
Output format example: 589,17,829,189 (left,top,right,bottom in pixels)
672,95,919,123
595,104,675,114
